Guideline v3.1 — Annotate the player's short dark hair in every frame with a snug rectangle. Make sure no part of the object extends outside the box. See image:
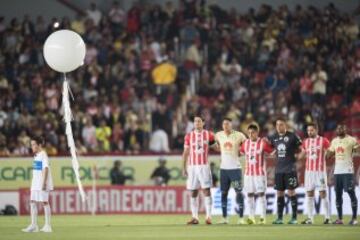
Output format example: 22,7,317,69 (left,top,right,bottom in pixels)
223,117,232,122
193,115,204,121
337,123,346,127
307,123,318,129
247,124,259,131
31,135,45,146
275,117,287,125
